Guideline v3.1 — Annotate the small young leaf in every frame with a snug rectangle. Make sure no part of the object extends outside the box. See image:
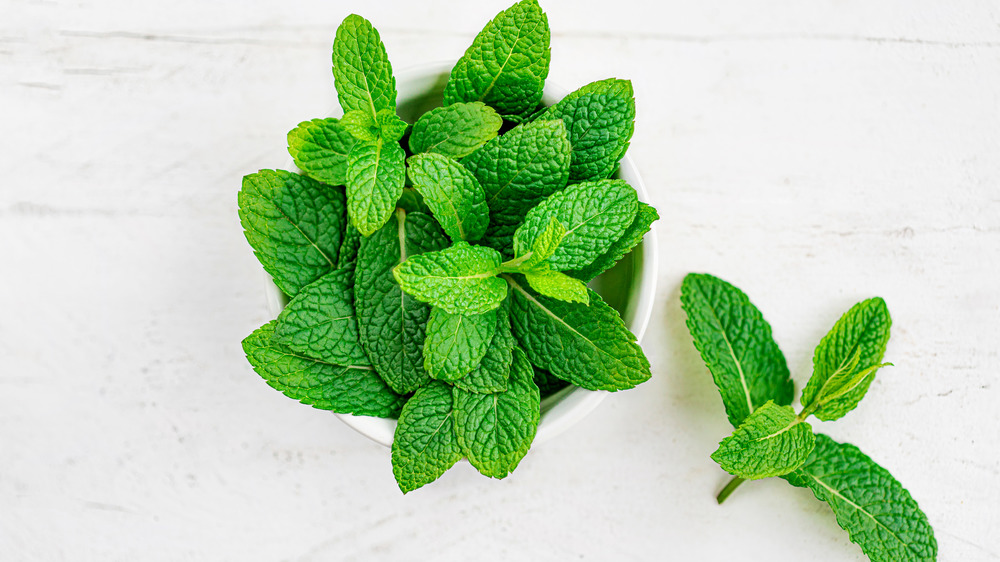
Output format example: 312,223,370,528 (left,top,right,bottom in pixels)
340,109,379,142
406,153,489,243
287,118,357,186
442,0,550,120
679,273,794,427
514,179,638,271
524,267,589,304
711,401,815,480
393,242,507,315
423,308,497,382
801,297,892,421
346,137,405,236
537,78,635,182
332,14,396,120
516,217,565,269
455,303,515,394
242,321,404,417
272,268,369,366
391,381,462,494
409,102,502,158
453,347,540,478
509,279,650,391
783,434,938,562
567,202,658,282
238,170,345,297
377,109,409,142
